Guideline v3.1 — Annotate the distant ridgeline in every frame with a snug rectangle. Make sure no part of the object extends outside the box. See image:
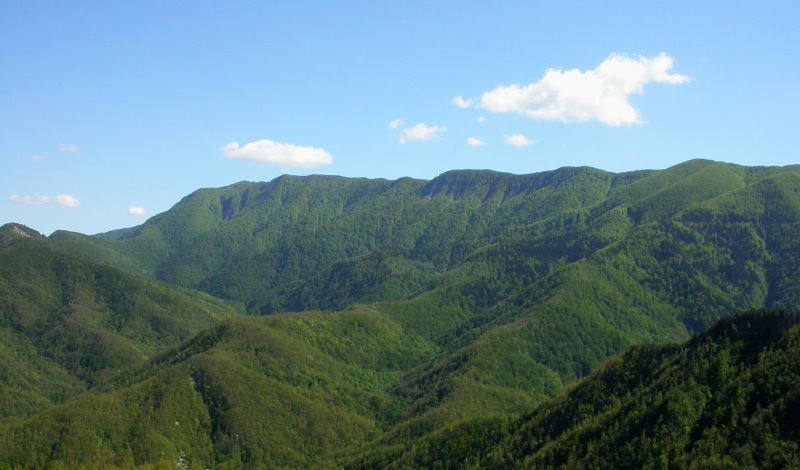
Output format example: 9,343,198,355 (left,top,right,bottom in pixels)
0,158,798,468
